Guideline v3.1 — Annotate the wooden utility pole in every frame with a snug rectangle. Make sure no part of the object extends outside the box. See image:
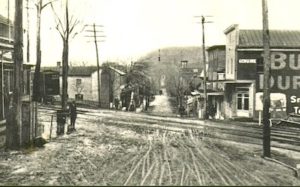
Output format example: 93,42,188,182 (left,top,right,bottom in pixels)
201,16,207,119
26,0,30,63
7,0,10,40
85,24,105,107
93,23,101,107
11,0,24,148
262,0,271,158
1,51,4,120
194,15,212,119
